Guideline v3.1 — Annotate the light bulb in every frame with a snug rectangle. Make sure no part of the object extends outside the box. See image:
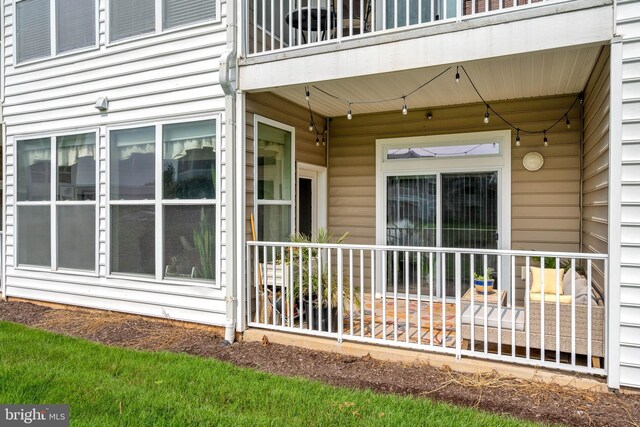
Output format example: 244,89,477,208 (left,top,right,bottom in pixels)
515,129,521,147
402,98,408,116
347,109,352,120
315,136,320,146
305,89,310,101
455,66,460,83
566,116,571,129
543,133,549,147
309,121,314,132
484,112,489,124
426,112,432,120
